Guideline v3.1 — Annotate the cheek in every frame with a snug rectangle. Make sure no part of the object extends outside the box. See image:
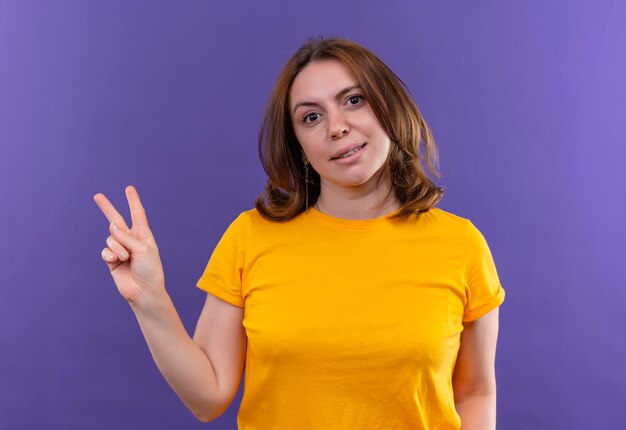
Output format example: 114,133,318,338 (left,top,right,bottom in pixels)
295,138,321,166
355,112,387,139
292,127,310,153
296,136,312,158
296,129,324,154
